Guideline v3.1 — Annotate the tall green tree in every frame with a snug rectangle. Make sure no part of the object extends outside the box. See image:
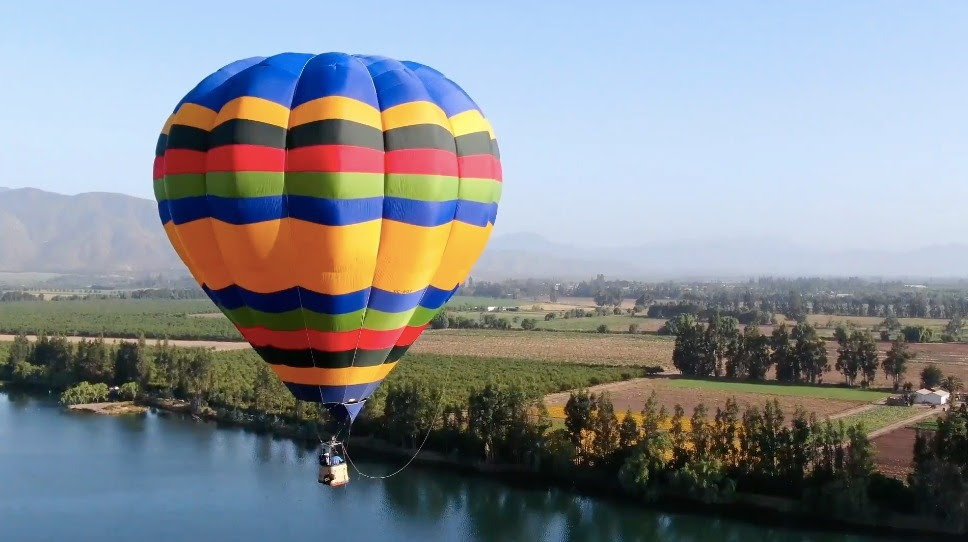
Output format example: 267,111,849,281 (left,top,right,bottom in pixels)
882,336,914,391
771,323,796,382
793,322,829,384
